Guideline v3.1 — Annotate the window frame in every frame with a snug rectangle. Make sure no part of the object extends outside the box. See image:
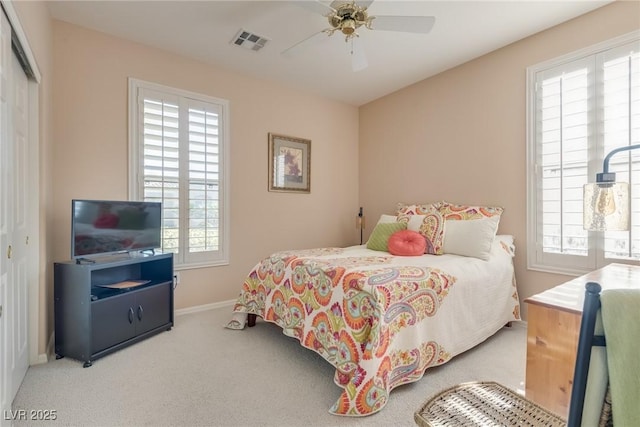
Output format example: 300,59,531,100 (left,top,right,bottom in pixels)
128,78,230,269
526,30,640,276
